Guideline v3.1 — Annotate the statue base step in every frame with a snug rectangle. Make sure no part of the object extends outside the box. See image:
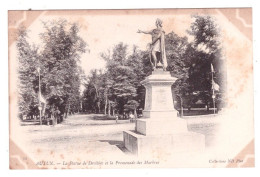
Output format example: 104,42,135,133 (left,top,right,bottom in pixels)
142,110,179,119
123,130,205,156
135,118,188,135
123,69,205,156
